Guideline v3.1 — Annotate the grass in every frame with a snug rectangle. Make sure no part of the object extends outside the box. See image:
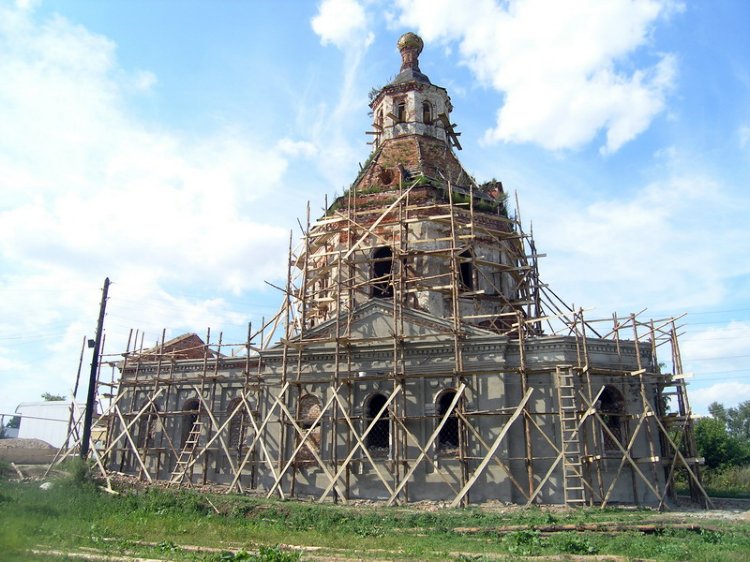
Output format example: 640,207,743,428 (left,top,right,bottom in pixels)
2,466,750,561
703,466,750,498
675,465,750,499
